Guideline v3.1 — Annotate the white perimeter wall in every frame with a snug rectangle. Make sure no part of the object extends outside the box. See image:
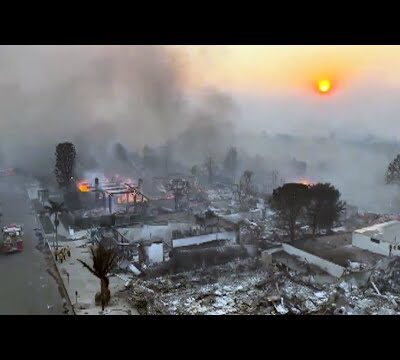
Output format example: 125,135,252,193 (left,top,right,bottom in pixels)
282,243,345,278
120,222,195,243
172,231,236,248
352,232,390,256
